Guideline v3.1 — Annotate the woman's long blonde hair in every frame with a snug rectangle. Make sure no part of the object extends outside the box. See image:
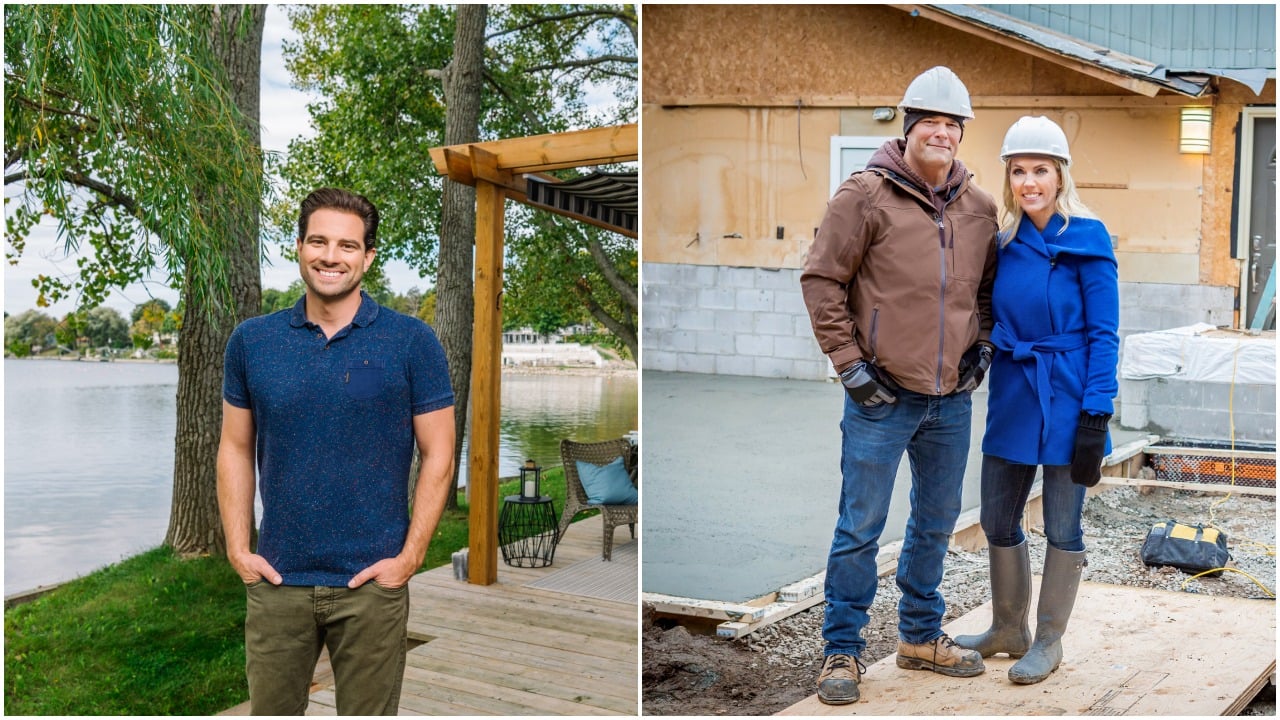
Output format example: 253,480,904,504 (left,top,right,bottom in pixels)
999,156,1097,246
